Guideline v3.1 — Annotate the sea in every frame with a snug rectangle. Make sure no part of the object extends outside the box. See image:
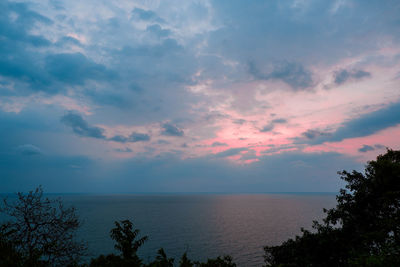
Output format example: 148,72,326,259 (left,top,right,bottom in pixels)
56,193,337,266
